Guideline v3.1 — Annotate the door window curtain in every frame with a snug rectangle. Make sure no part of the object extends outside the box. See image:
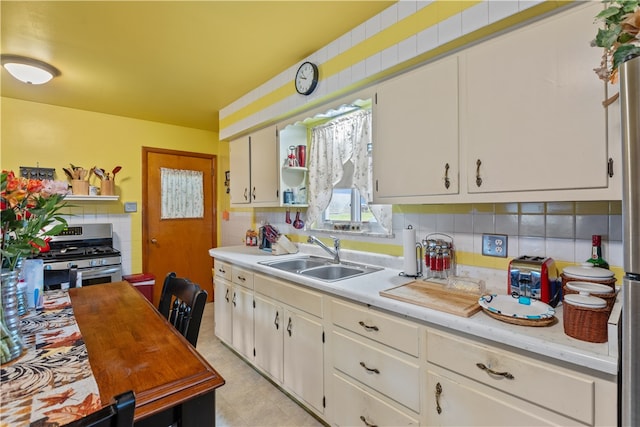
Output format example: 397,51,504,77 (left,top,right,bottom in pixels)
306,109,391,233
160,168,204,219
